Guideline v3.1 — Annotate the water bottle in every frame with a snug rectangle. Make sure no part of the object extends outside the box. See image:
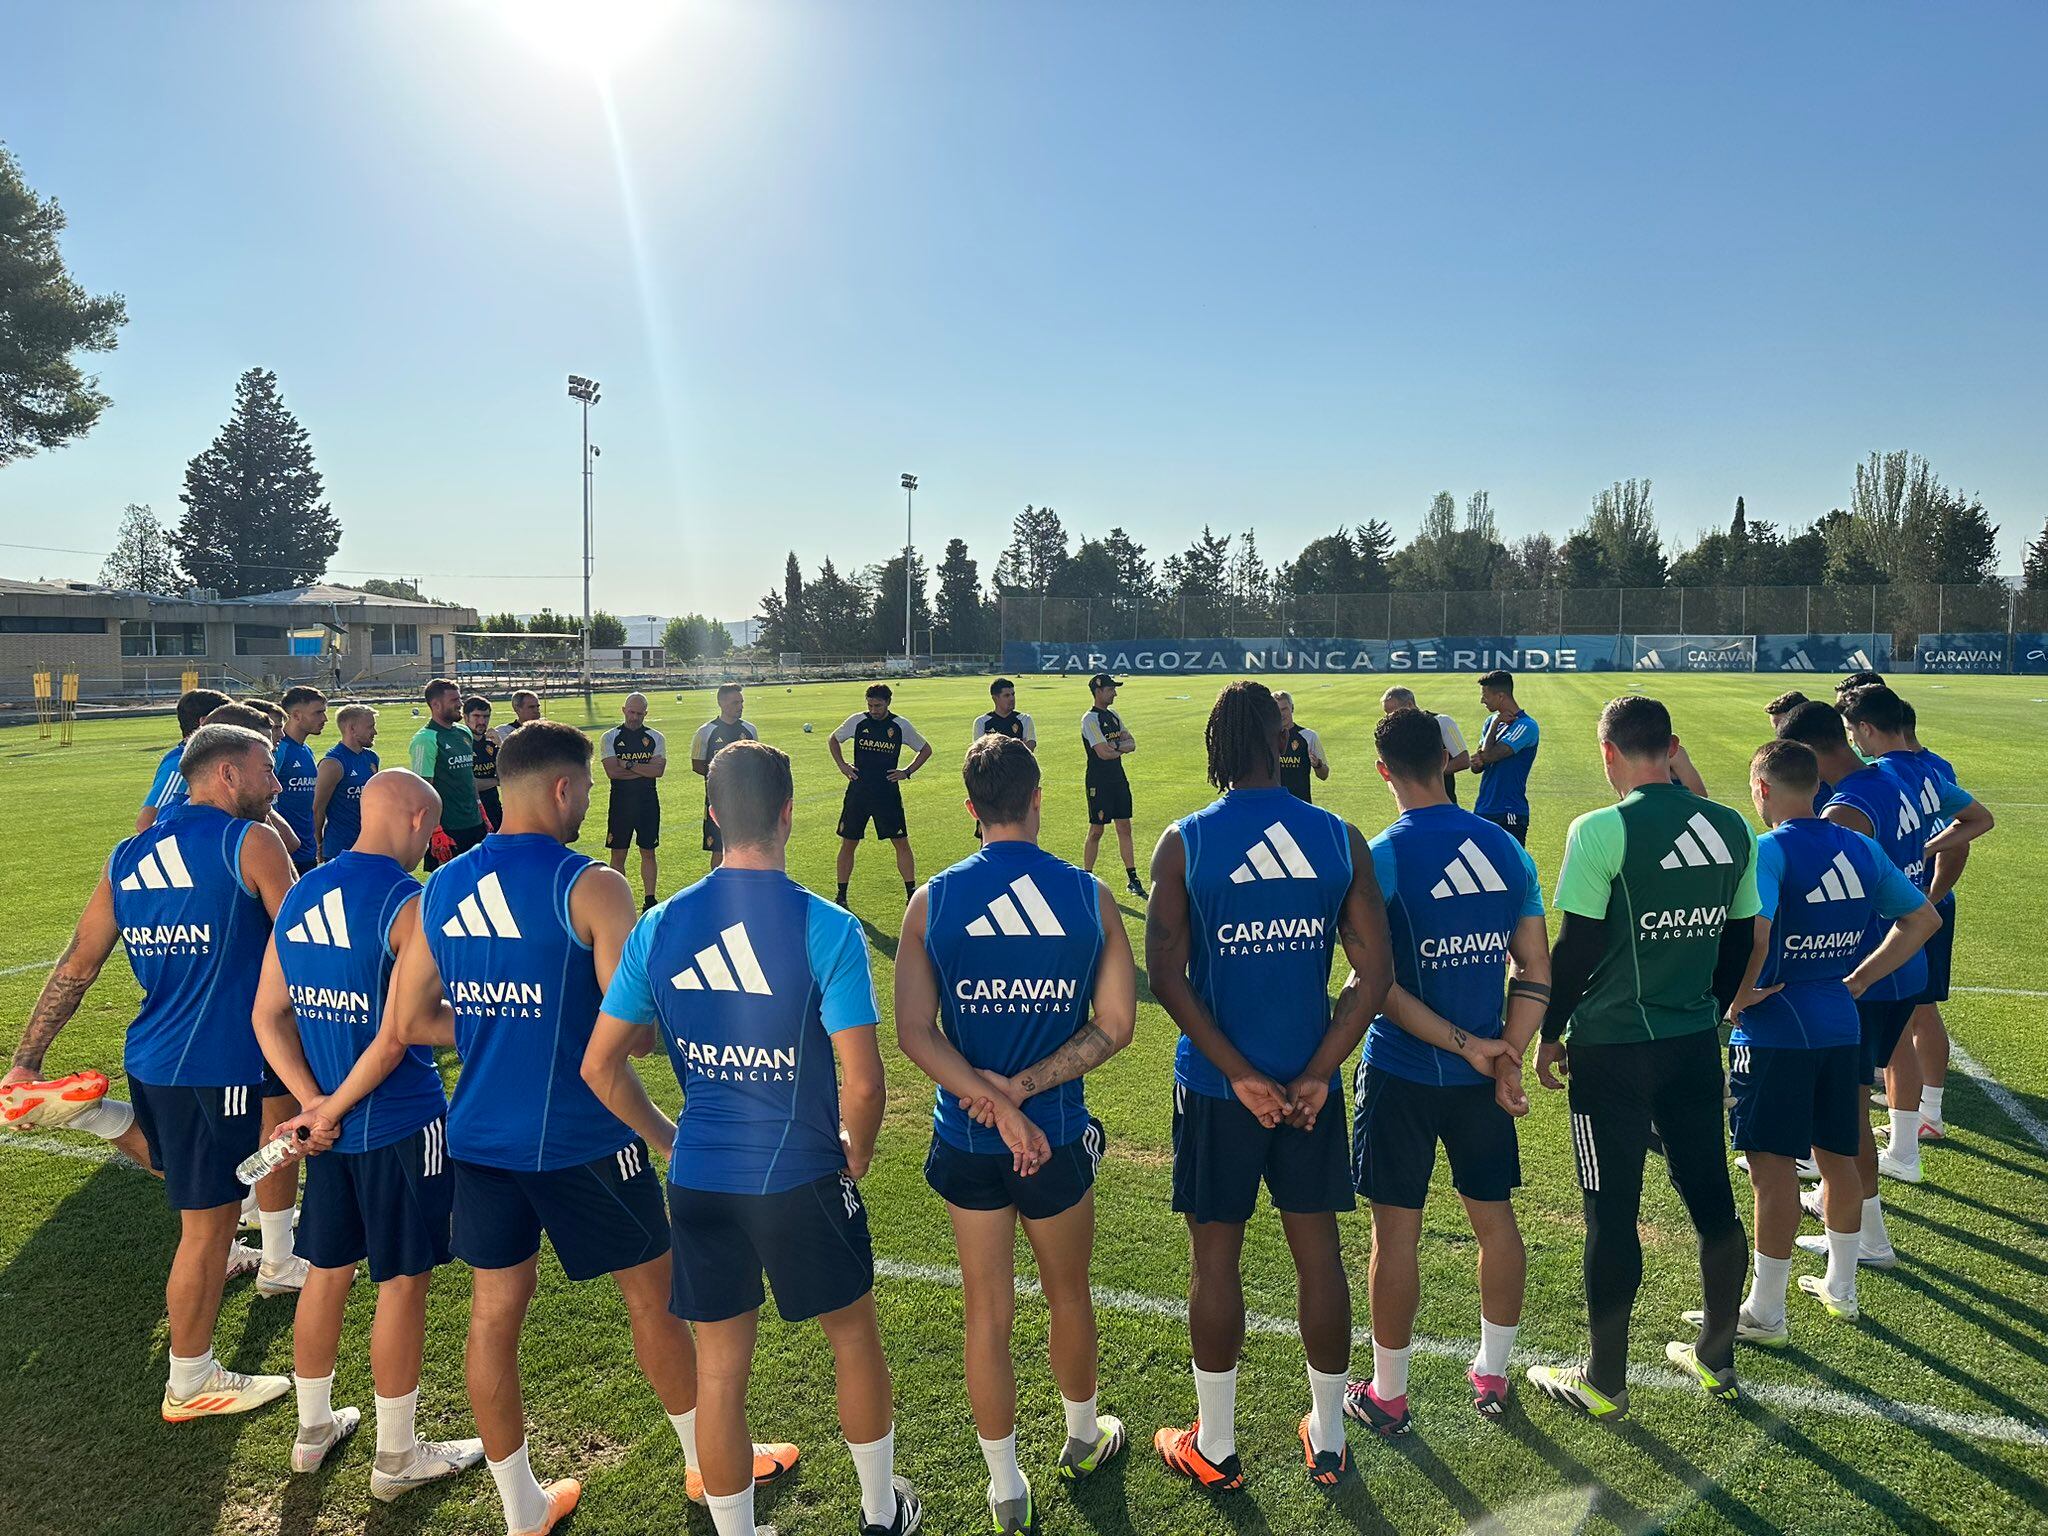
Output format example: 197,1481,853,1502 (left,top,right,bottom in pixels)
235,1126,308,1186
